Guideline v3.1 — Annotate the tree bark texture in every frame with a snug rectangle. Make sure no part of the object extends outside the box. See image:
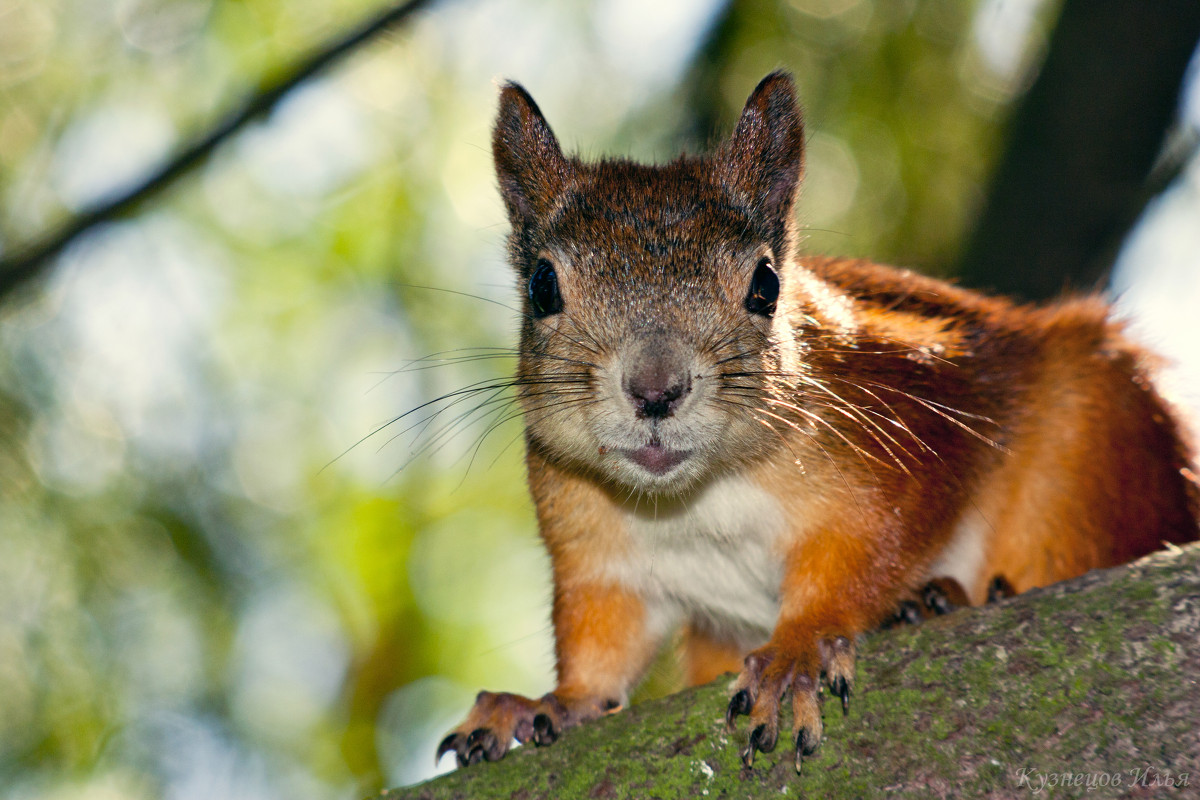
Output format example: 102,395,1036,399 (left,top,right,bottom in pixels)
382,542,1200,799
